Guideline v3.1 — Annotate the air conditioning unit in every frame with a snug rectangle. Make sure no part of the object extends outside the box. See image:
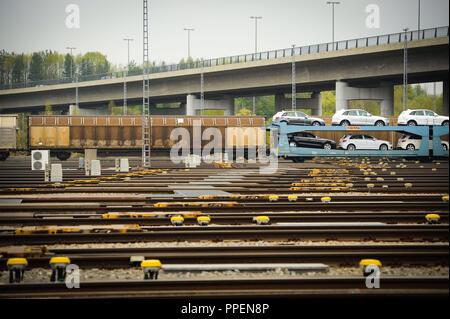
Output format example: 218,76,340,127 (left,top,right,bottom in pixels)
31,150,50,170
